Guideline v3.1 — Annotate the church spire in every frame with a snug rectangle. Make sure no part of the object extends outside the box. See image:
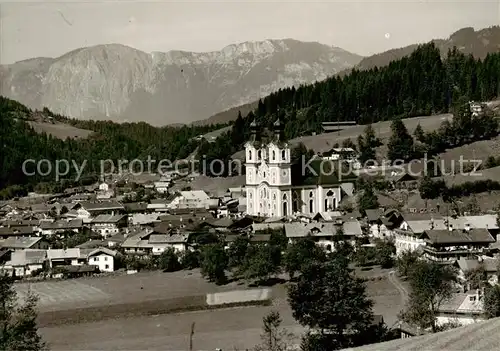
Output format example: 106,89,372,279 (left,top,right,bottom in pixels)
250,118,261,142
273,117,284,142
